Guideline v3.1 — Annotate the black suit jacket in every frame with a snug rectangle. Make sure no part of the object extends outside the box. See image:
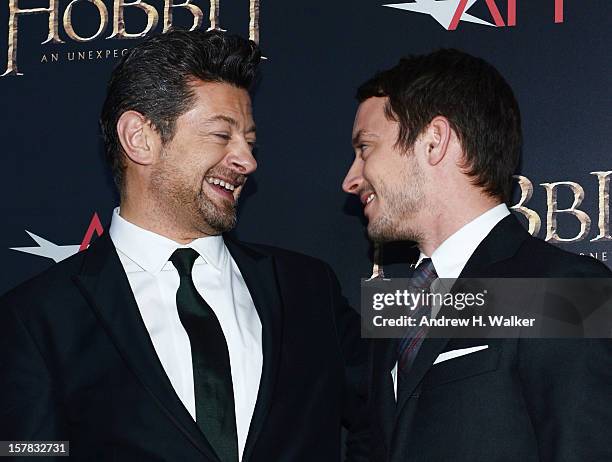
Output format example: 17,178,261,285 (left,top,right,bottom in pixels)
0,233,368,461
369,215,612,462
